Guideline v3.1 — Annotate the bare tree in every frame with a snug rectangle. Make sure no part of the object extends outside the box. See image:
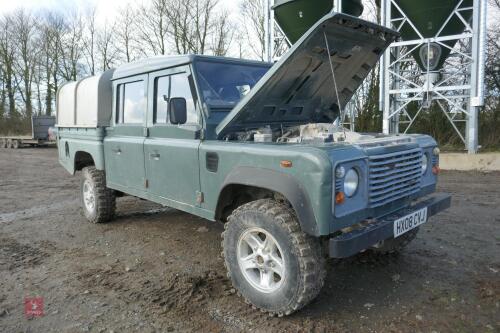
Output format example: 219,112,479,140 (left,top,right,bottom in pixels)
240,0,265,60
116,5,138,63
0,14,17,119
12,9,38,119
192,0,219,54
211,11,233,56
137,0,170,55
38,13,65,115
83,7,97,75
97,21,118,71
166,0,194,54
59,11,84,81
